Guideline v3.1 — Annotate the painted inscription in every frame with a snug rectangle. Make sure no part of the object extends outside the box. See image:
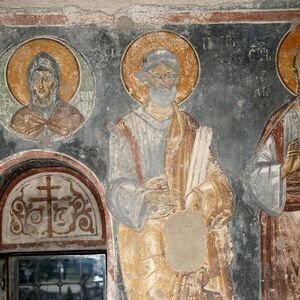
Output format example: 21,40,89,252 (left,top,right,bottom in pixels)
248,42,272,62
254,71,271,98
202,35,238,50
